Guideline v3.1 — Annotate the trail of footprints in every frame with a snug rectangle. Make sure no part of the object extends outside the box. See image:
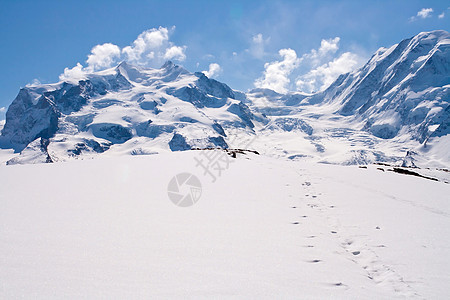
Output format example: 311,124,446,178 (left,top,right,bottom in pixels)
287,171,420,297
